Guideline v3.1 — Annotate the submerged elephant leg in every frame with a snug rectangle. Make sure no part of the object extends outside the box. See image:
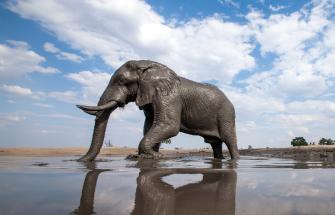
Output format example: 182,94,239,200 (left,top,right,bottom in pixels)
152,143,161,152
210,142,224,159
220,122,240,160
142,109,161,153
139,123,179,158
